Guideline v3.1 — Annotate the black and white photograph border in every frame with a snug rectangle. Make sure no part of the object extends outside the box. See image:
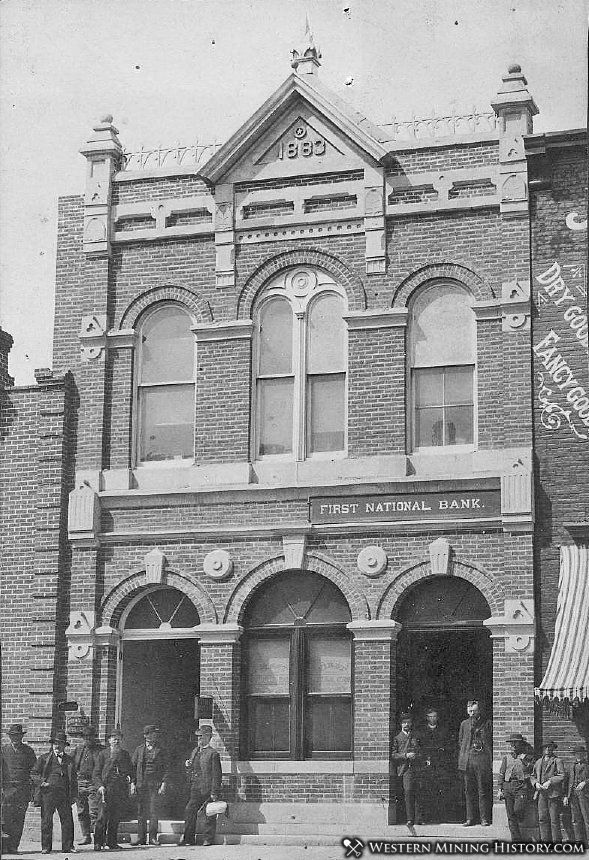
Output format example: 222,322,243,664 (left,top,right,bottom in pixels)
0,0,588,857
